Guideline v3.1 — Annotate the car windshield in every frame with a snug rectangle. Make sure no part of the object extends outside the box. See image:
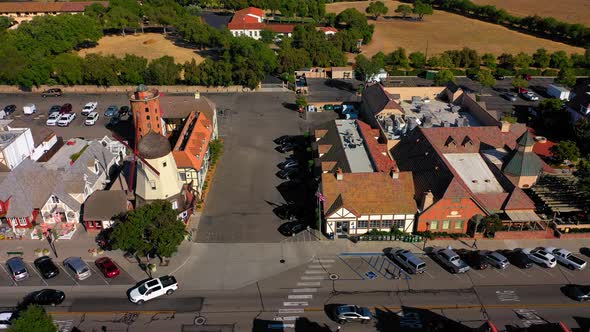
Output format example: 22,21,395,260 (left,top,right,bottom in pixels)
138,284,148,295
